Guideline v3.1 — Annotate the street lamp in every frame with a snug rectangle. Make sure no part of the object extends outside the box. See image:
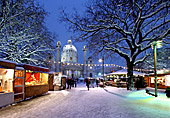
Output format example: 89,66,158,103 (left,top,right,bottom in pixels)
151,40,162,97
99,59,102,63
99,56,105,88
